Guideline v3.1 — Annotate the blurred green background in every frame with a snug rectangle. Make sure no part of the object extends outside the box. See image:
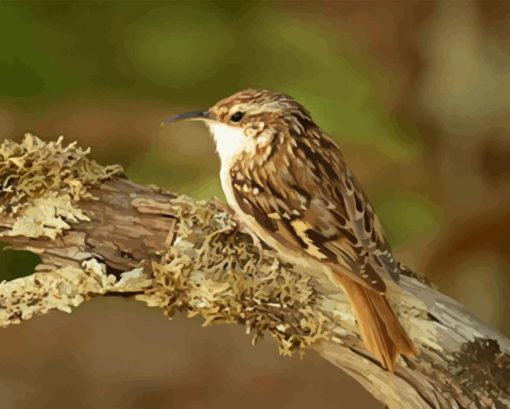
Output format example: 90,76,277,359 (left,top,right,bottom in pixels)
0,1,509,408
